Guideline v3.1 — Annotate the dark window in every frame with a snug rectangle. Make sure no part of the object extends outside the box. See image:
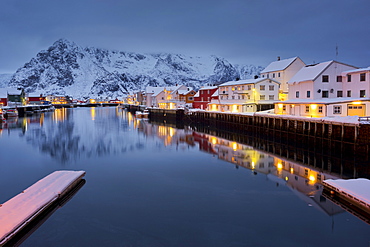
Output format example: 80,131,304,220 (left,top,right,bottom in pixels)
296,91,299,98
318,106,323,113
360,90,366,97
347,90,351,97
322,75,329,82
360,73,366,81
337,90,343,97
322,90,329,98
278,72,281,77
347,74,352,82
305,106,309,113
337,76,342,82
307,91,311,98
333,106,341,114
